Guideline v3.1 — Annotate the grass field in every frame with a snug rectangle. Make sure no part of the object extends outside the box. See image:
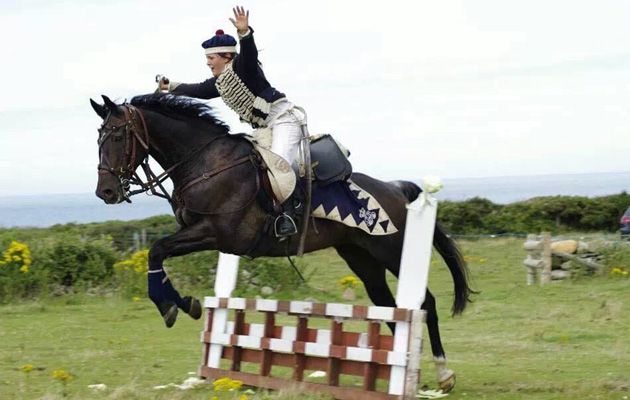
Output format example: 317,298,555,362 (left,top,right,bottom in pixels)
1,237,629,399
